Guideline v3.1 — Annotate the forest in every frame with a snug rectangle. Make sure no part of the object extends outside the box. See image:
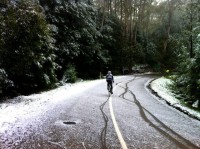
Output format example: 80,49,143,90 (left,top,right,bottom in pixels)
0,0,199,107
